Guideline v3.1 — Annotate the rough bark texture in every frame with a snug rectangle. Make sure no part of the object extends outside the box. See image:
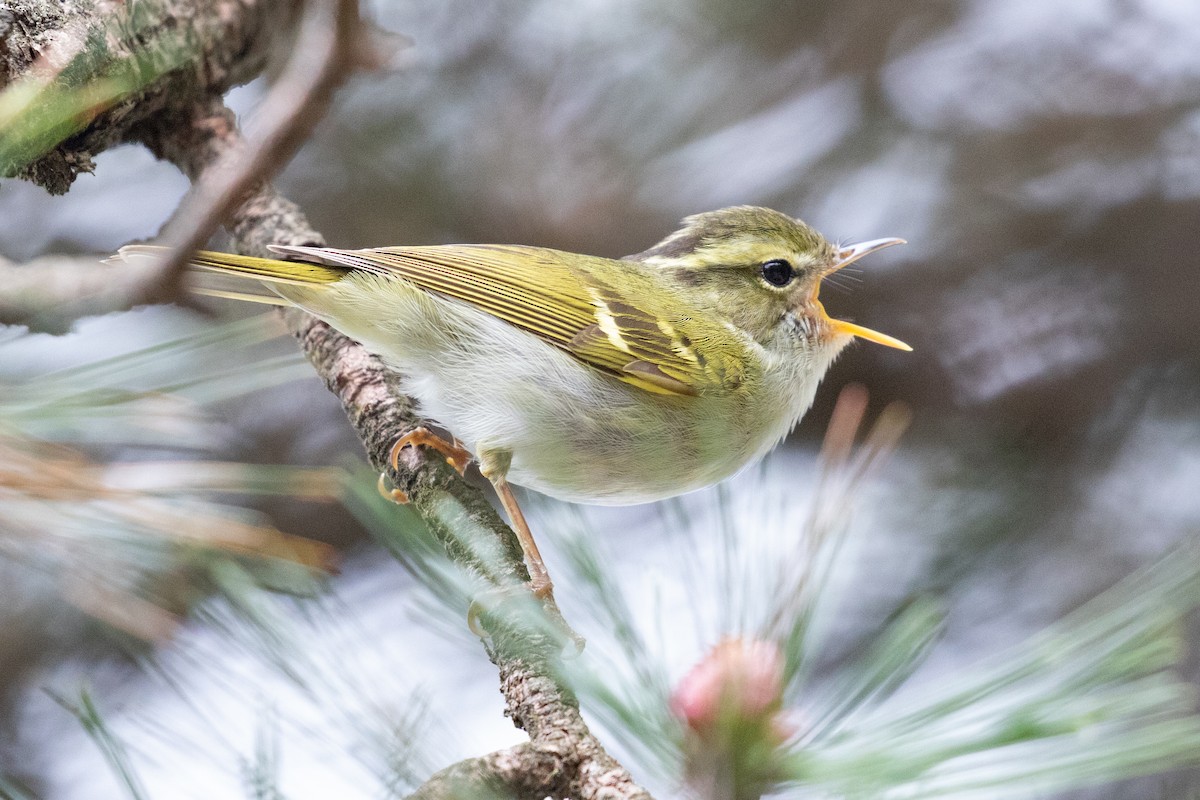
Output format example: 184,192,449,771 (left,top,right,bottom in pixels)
0,0,298,193
1,0,655,796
